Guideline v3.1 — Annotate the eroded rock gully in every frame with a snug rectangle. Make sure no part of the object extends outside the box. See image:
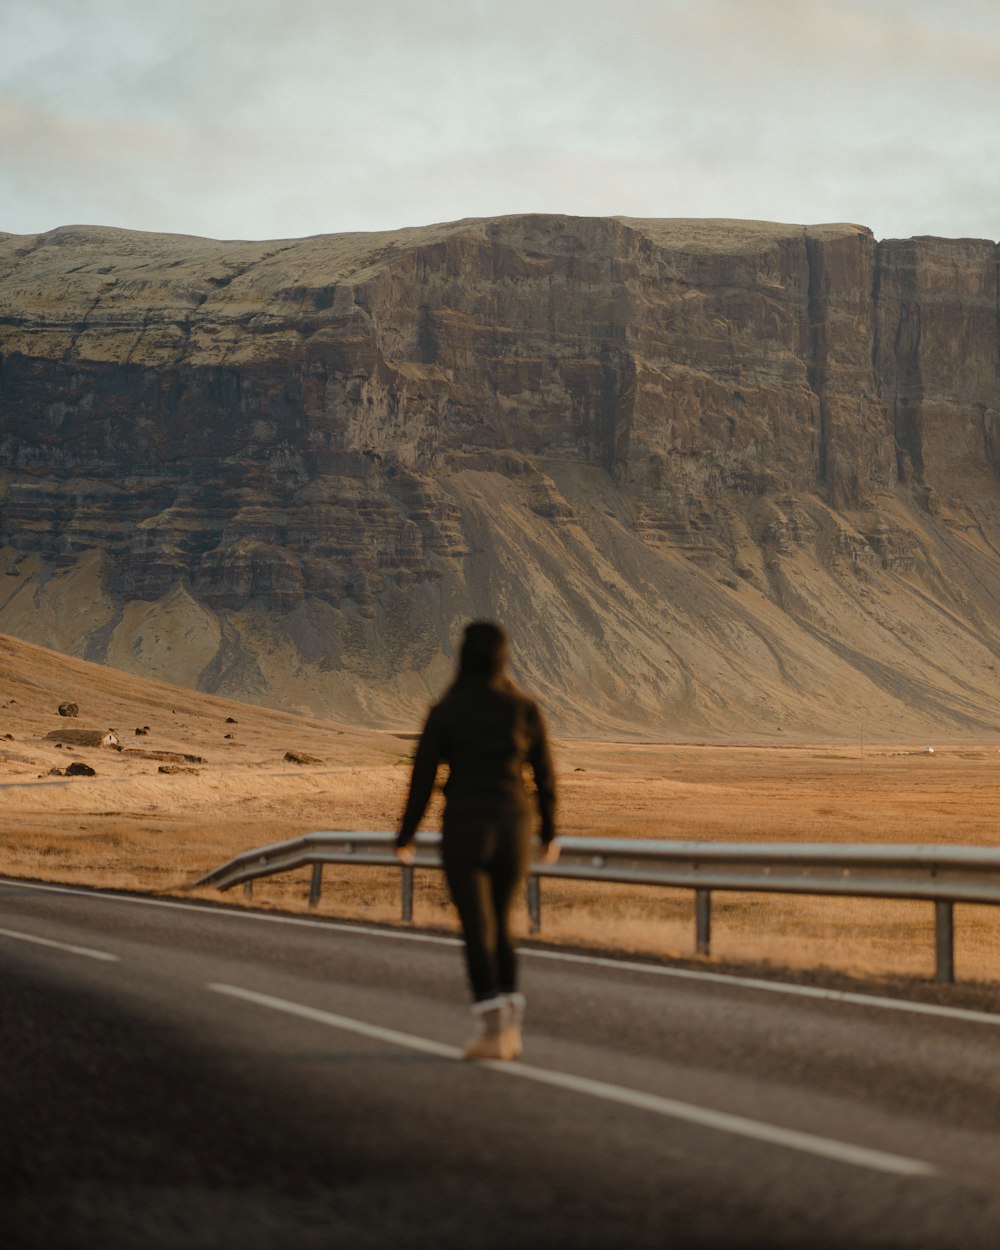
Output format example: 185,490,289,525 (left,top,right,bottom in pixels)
1,215,998,736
